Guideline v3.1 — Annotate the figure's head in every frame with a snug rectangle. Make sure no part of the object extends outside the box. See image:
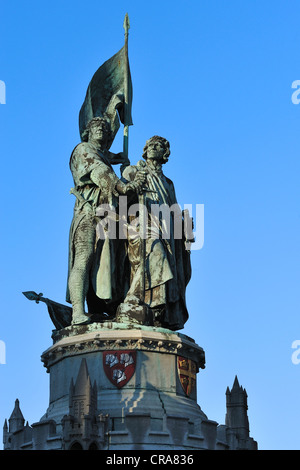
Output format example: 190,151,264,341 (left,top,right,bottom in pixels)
82,117,111,147
142,135,170,164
